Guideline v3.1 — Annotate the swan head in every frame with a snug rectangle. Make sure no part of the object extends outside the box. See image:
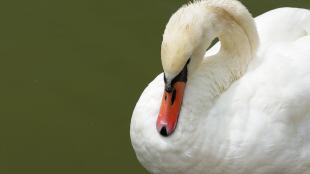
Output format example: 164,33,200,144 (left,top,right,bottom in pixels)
161,5,212,81
157,5,216,137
